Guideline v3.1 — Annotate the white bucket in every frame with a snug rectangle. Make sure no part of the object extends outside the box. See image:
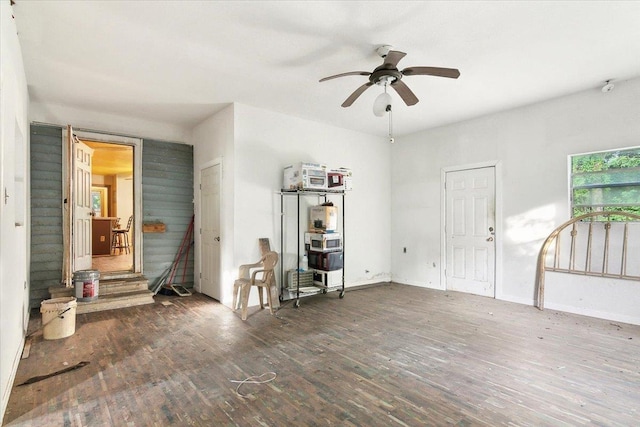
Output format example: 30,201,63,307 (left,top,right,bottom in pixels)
40,297,77,340
74,270,100,302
